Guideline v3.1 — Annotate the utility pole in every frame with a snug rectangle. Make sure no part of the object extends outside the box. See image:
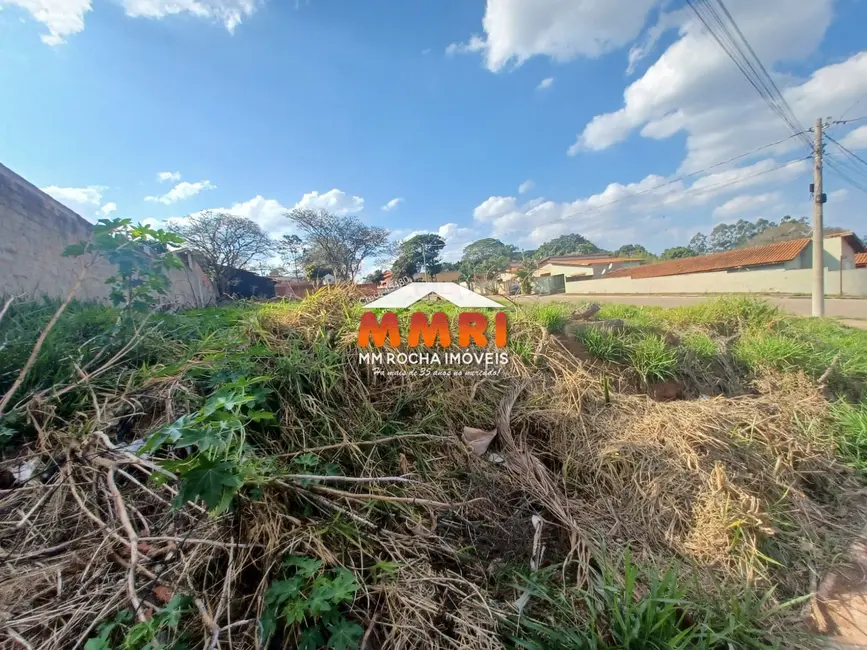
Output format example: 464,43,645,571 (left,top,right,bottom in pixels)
812,118,825,317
